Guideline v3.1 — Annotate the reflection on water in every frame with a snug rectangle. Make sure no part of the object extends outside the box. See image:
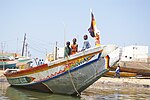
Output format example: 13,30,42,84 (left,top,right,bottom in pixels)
6,86,80,100
1,83,80,100
0,81,150,100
